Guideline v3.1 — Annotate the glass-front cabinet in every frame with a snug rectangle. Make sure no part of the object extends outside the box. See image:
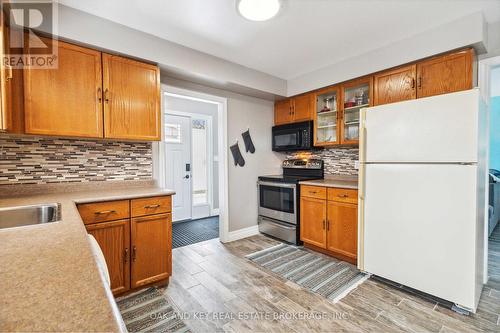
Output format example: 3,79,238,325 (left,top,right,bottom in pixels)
313,77,372,146
314,86,340,146
341,77,373,145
